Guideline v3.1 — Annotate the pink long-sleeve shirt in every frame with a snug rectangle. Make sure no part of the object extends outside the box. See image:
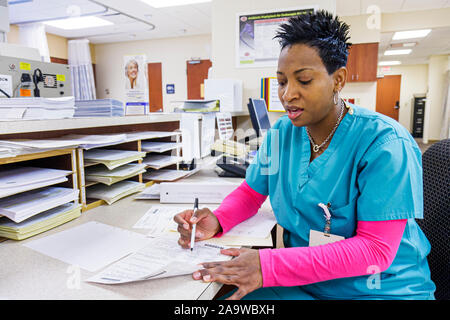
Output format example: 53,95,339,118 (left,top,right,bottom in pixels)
213,181,406,287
